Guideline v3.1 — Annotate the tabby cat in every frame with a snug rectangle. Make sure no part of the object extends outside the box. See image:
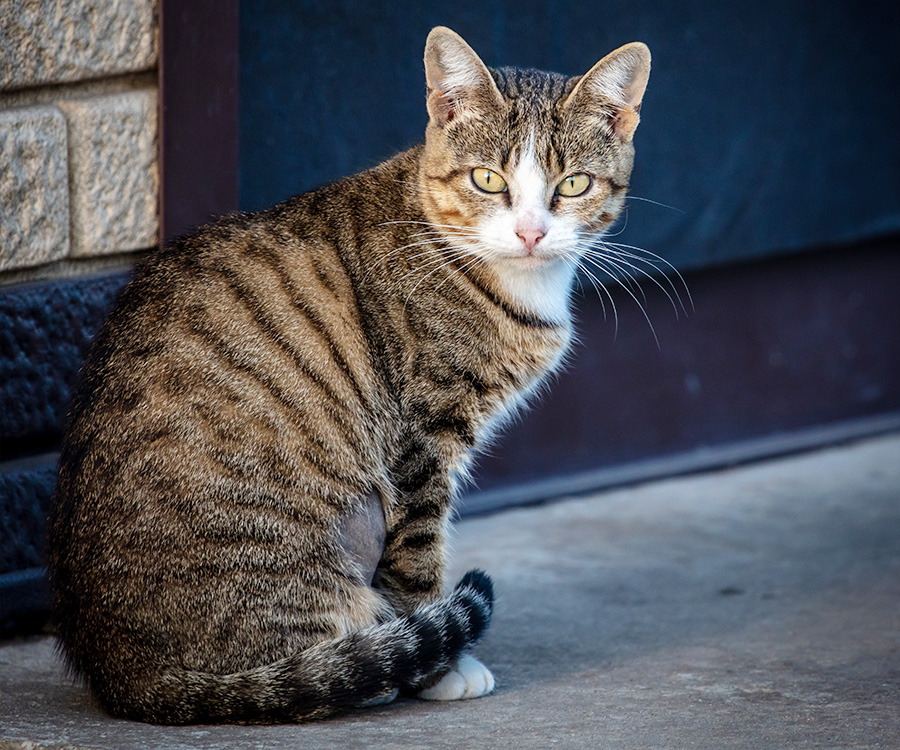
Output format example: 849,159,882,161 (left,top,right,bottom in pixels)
48,27,651,724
